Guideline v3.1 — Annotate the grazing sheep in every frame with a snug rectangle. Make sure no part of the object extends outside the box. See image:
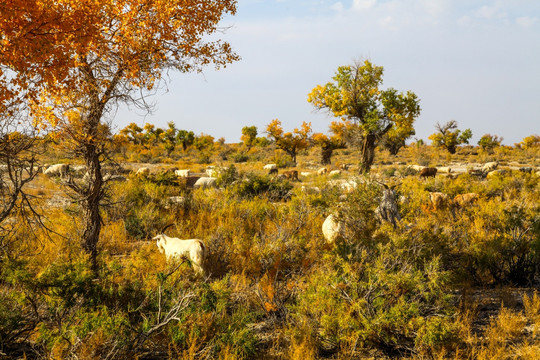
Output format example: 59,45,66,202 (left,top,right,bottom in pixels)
453,193,479,207
193,177,217,189
164,196,187,209
103,174,127,182
136,167,150,177
175,169,191,177
468,167,485,177
268,168,278,175
328,179,358,193
317,167,328,175
430,192,451,211
263,164,277,170
482,161,499,174
419,167,438,178
322,214,343,244
44,164,70,178
282,170,299,181
300,171,313,177
301,185,321,194
375,183,401,228
329,170,342,176
486,169,507,179
154,234,206,274
408,165,425,172
437,166,452,173
519,167,533,174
